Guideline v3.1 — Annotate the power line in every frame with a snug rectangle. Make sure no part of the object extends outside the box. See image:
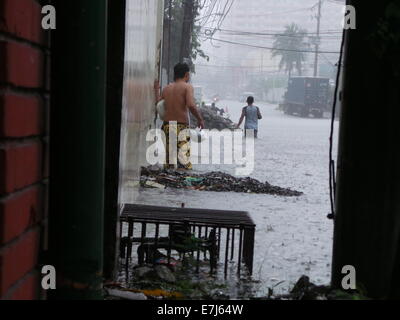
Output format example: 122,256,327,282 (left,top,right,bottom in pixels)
325,0,346,5
198,0,218,27
196,63,281,70
221,32,342,40
313,0,322,77
208,0,221,30
197,0,235,31
225,1,320,17
201,26,343,37
216,0,235,29
319,52,338,67
200,36,341,54
210,32,342,43
214,0,229,28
